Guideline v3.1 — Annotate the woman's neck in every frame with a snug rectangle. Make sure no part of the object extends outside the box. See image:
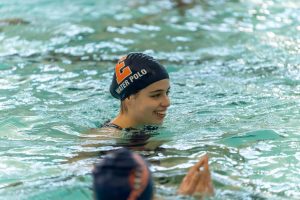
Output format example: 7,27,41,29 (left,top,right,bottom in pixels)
111,113,142,129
